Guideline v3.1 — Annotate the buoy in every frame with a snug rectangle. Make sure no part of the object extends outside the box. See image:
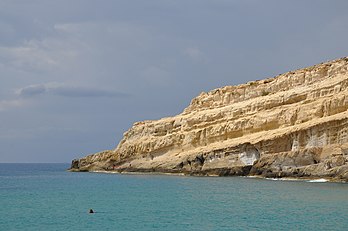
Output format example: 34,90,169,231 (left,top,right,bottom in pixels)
89,209,94,213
